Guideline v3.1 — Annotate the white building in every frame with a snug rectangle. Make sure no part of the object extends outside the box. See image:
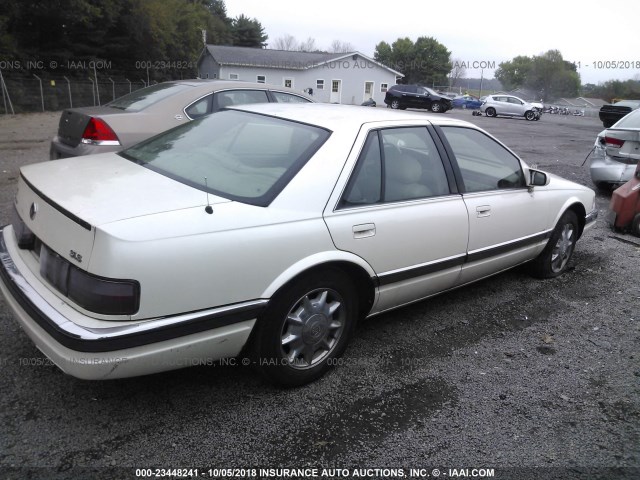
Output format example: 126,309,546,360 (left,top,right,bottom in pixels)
197,45,403,105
